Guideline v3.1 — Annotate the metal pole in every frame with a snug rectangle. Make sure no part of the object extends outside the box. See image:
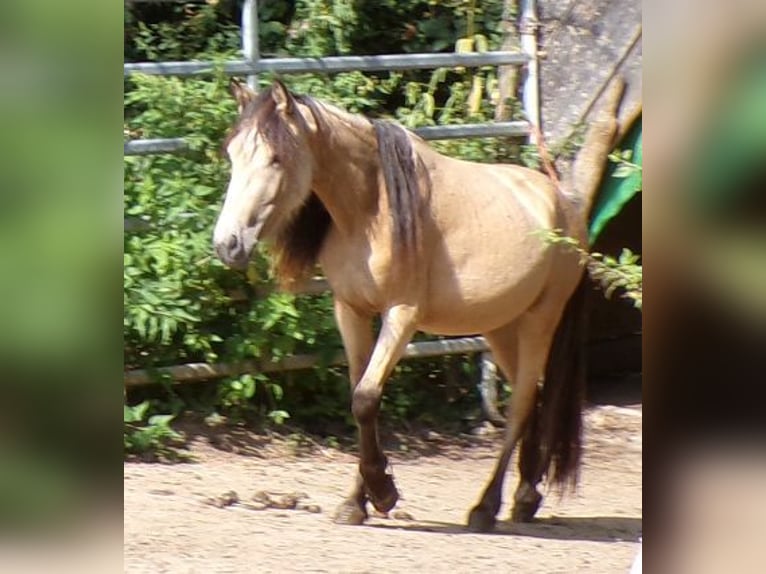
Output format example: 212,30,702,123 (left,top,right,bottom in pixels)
242,0,259,89
478,352,506,427
519,0,540,145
